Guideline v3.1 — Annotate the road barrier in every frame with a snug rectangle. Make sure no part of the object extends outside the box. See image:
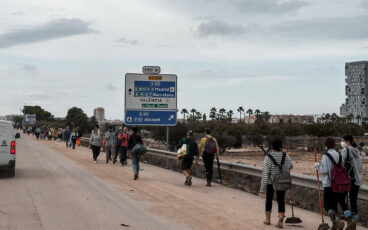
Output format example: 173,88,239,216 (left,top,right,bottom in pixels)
80,137,368,225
